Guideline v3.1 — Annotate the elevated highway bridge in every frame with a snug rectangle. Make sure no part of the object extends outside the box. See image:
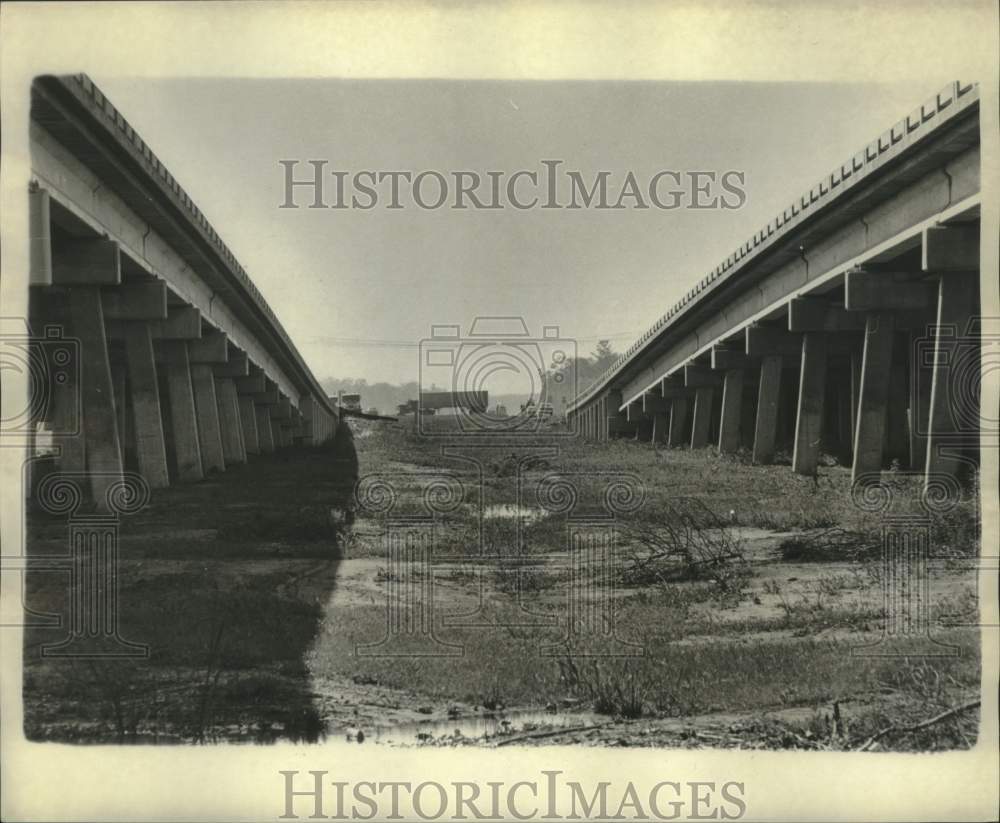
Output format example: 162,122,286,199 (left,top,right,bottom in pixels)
23,74,339,506
568,81,983,493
